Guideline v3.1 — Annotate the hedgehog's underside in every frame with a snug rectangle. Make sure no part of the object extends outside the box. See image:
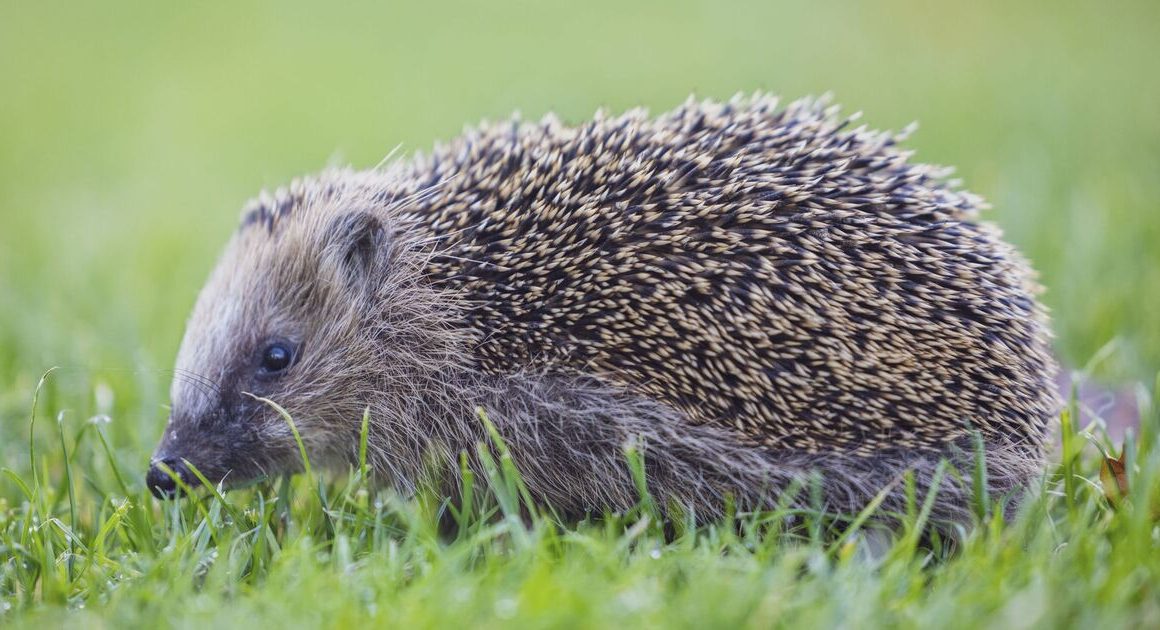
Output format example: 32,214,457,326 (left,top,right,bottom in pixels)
229,95,1060,522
